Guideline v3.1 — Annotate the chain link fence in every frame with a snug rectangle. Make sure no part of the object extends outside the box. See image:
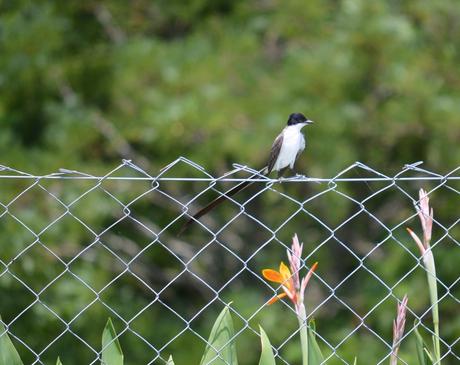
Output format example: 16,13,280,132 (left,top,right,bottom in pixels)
0,159,459,365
